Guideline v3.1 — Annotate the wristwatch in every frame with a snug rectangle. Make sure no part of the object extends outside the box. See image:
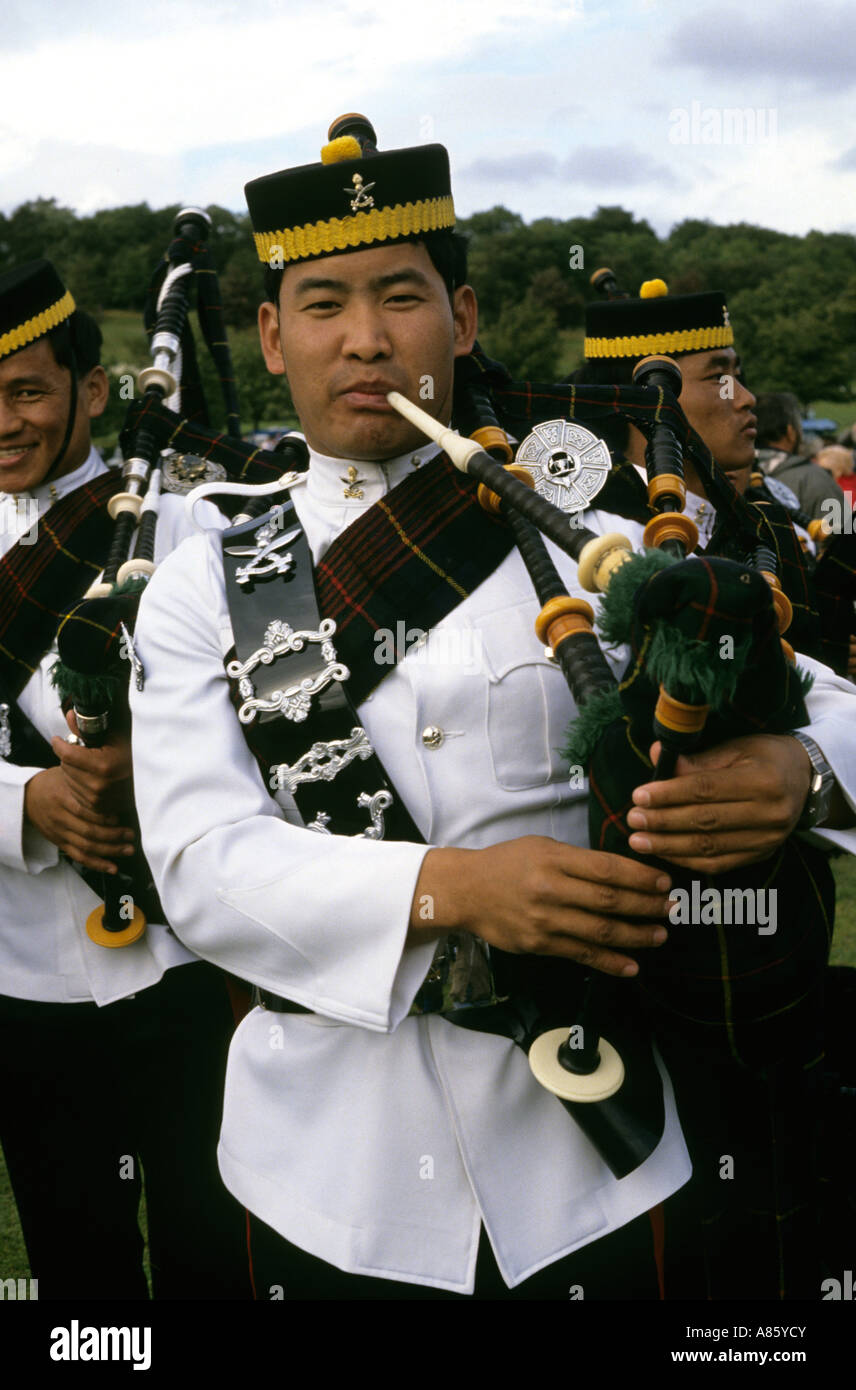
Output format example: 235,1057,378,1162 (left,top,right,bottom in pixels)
791,731,834,830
